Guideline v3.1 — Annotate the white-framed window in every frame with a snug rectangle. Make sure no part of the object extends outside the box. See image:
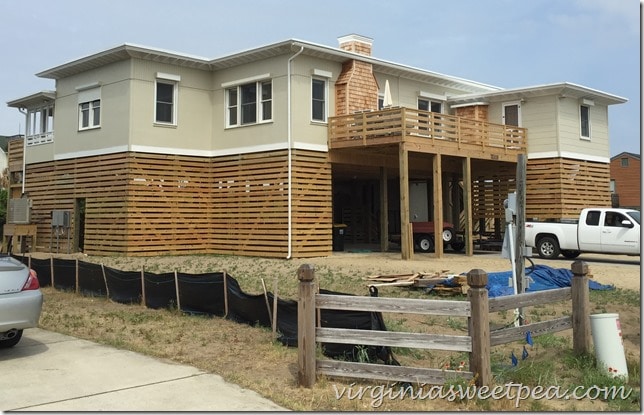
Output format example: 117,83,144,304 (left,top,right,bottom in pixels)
311,77,327,122
226,80,272,127
76,85,101,131
78,99,101,130
155,79,178,125
580,104,591,139
418,98,442,113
